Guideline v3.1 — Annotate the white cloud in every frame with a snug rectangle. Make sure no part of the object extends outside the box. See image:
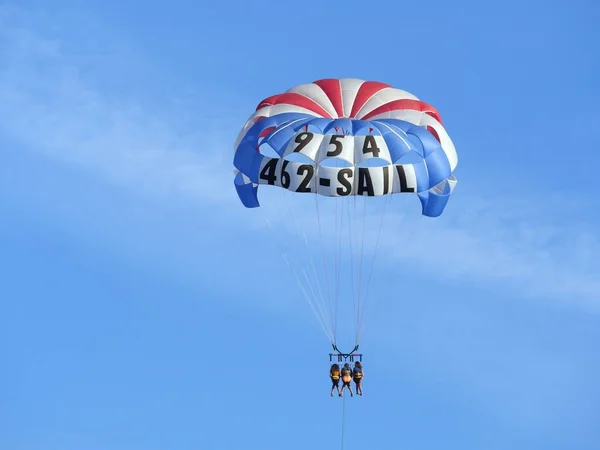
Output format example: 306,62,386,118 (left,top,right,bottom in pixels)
2,8,599,440
383,203,600,310
256,189,600,315
1,5,599,316
0,5,235,207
